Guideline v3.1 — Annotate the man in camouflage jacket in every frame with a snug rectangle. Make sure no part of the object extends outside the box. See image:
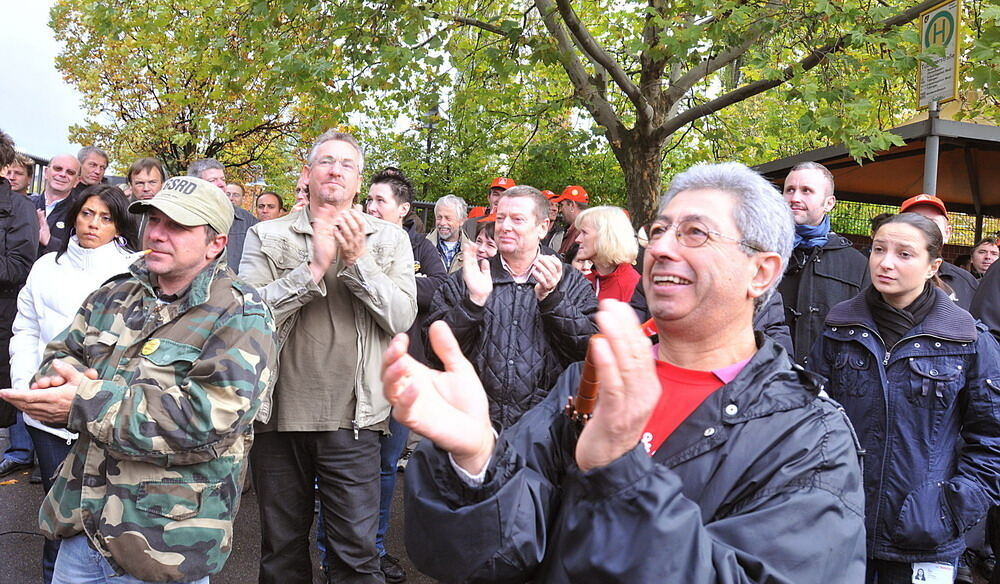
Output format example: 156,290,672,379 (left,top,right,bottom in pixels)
1,176,277,583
